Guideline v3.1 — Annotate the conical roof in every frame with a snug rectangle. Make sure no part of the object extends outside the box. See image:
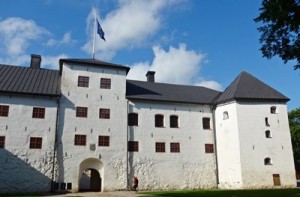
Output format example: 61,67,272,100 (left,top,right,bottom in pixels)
215,71,289,104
